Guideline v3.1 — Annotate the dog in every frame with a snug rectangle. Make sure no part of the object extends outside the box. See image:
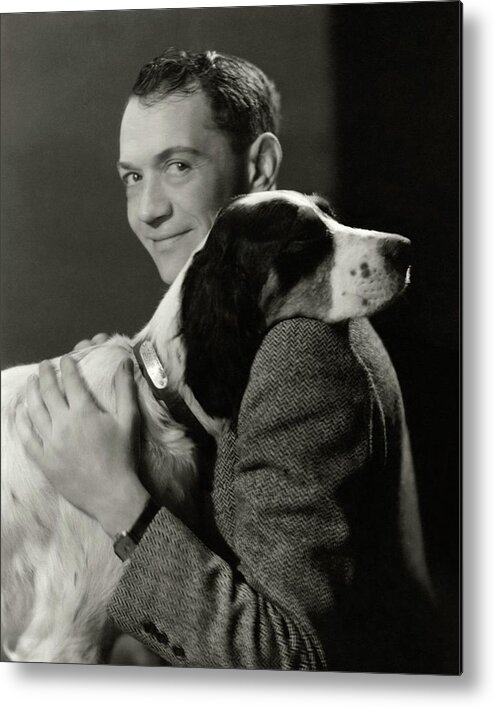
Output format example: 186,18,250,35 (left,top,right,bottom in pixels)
1,190,411,663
